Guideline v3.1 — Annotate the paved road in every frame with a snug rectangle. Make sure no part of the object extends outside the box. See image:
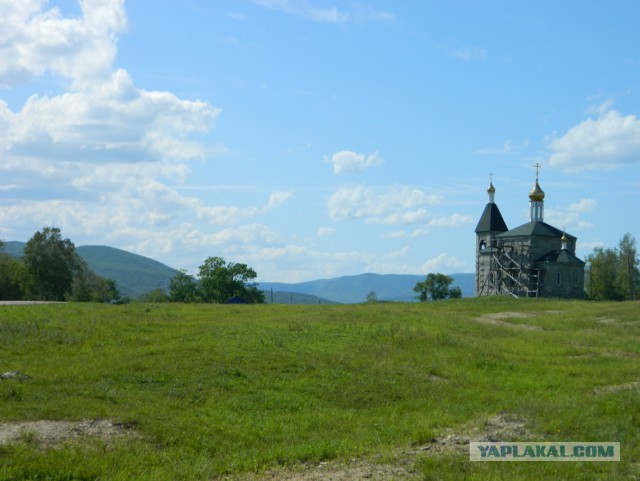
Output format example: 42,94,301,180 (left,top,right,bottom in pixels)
0,301,65,305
